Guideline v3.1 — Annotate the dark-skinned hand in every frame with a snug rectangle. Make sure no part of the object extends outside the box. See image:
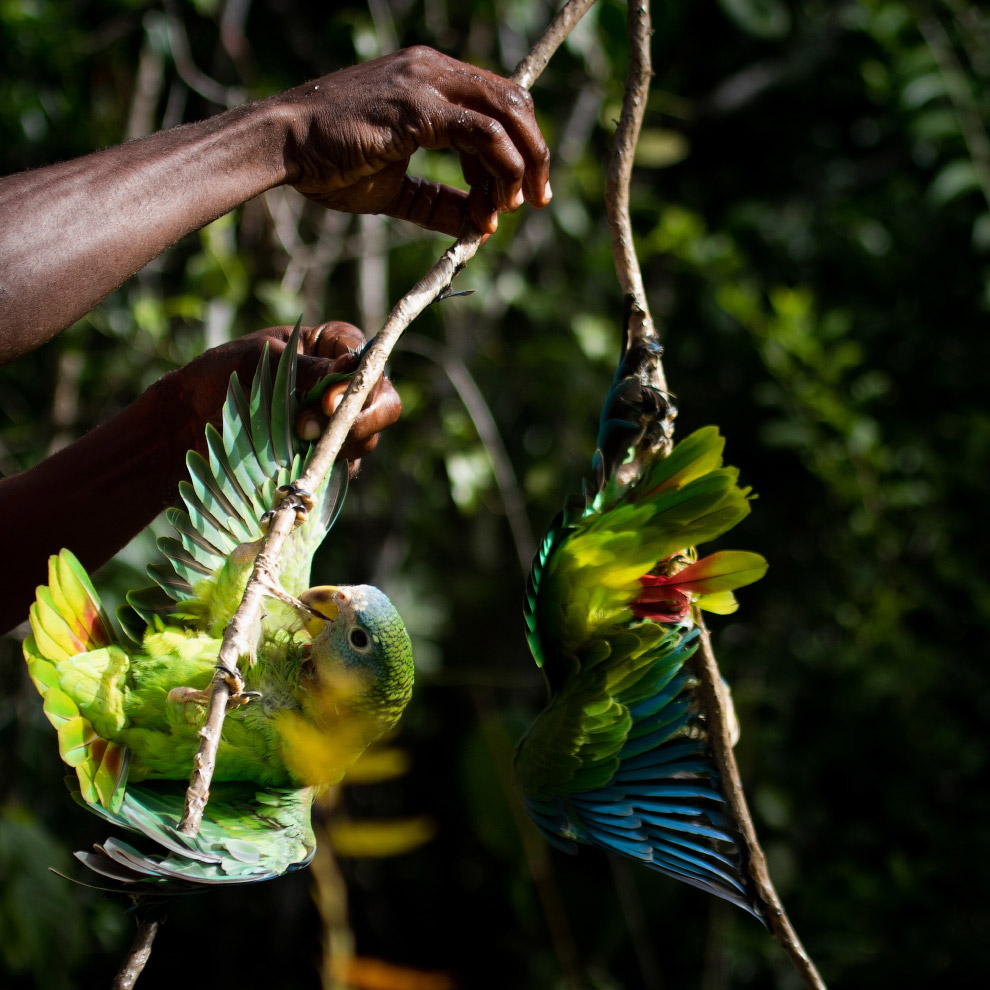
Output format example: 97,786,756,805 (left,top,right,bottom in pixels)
0,45,551,358
162,322,401,466
277,46,551,237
